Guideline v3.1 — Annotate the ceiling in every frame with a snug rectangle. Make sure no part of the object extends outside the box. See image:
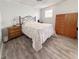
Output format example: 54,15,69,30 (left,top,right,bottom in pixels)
1,0,65,8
